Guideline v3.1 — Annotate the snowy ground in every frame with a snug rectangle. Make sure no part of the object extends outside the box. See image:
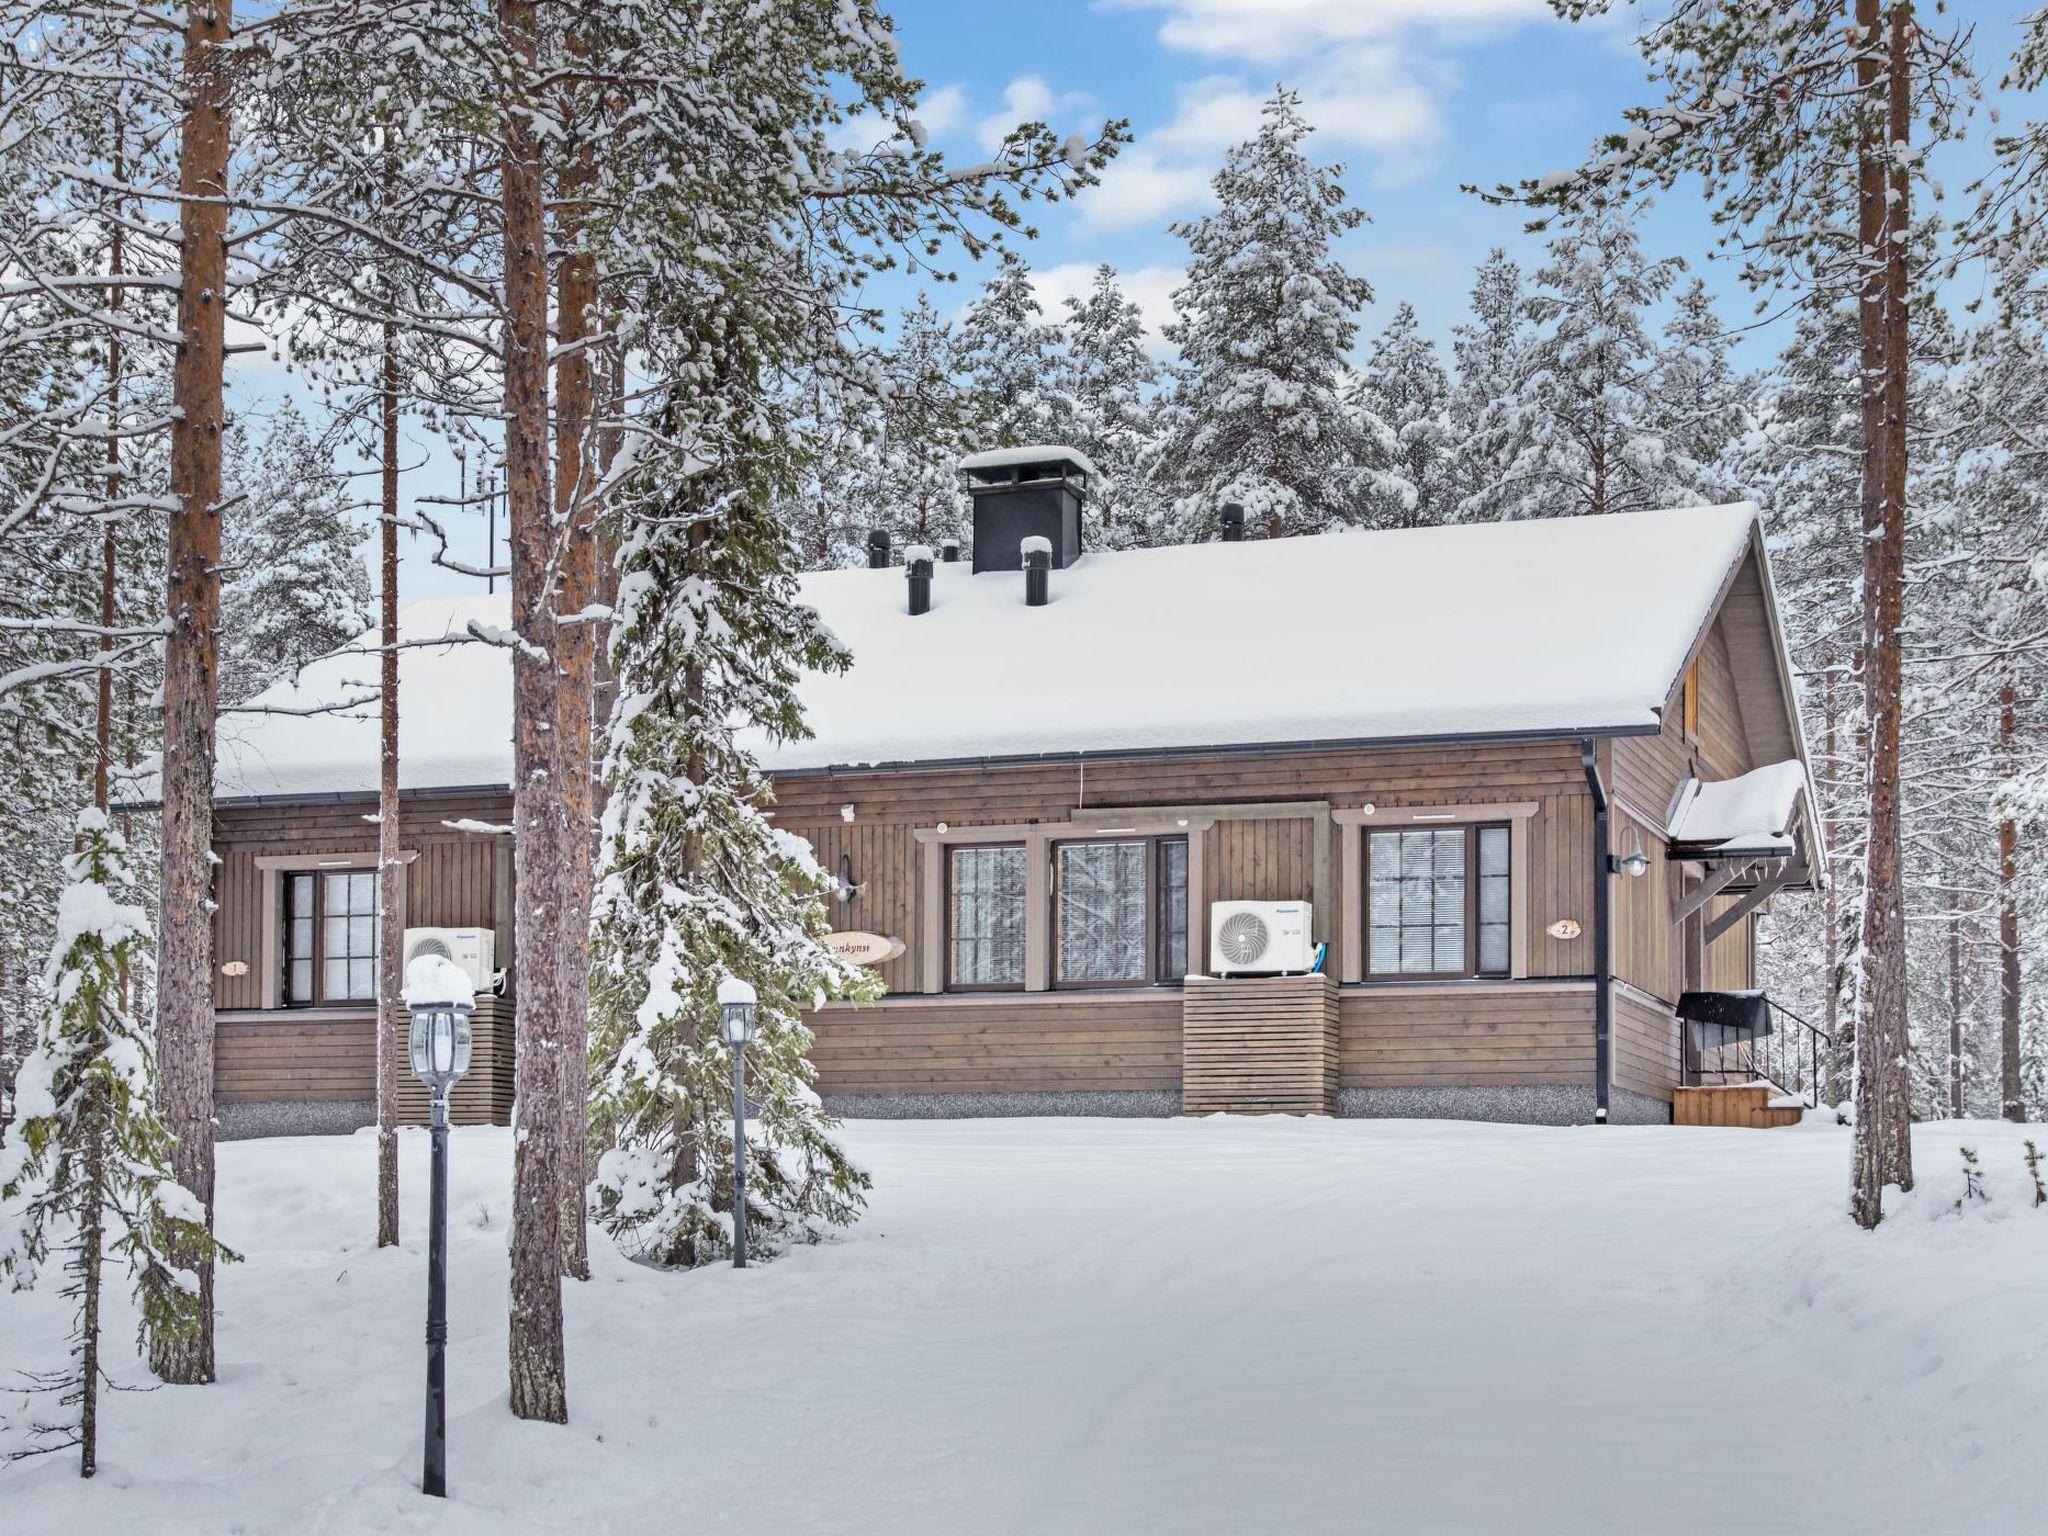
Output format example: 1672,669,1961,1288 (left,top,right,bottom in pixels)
6,1114,2047,1536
